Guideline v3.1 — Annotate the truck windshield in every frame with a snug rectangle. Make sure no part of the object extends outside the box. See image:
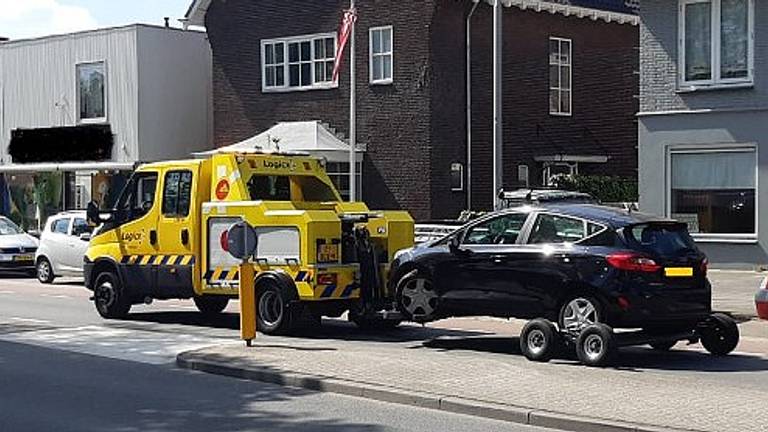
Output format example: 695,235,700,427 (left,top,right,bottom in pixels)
247,175,339,202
